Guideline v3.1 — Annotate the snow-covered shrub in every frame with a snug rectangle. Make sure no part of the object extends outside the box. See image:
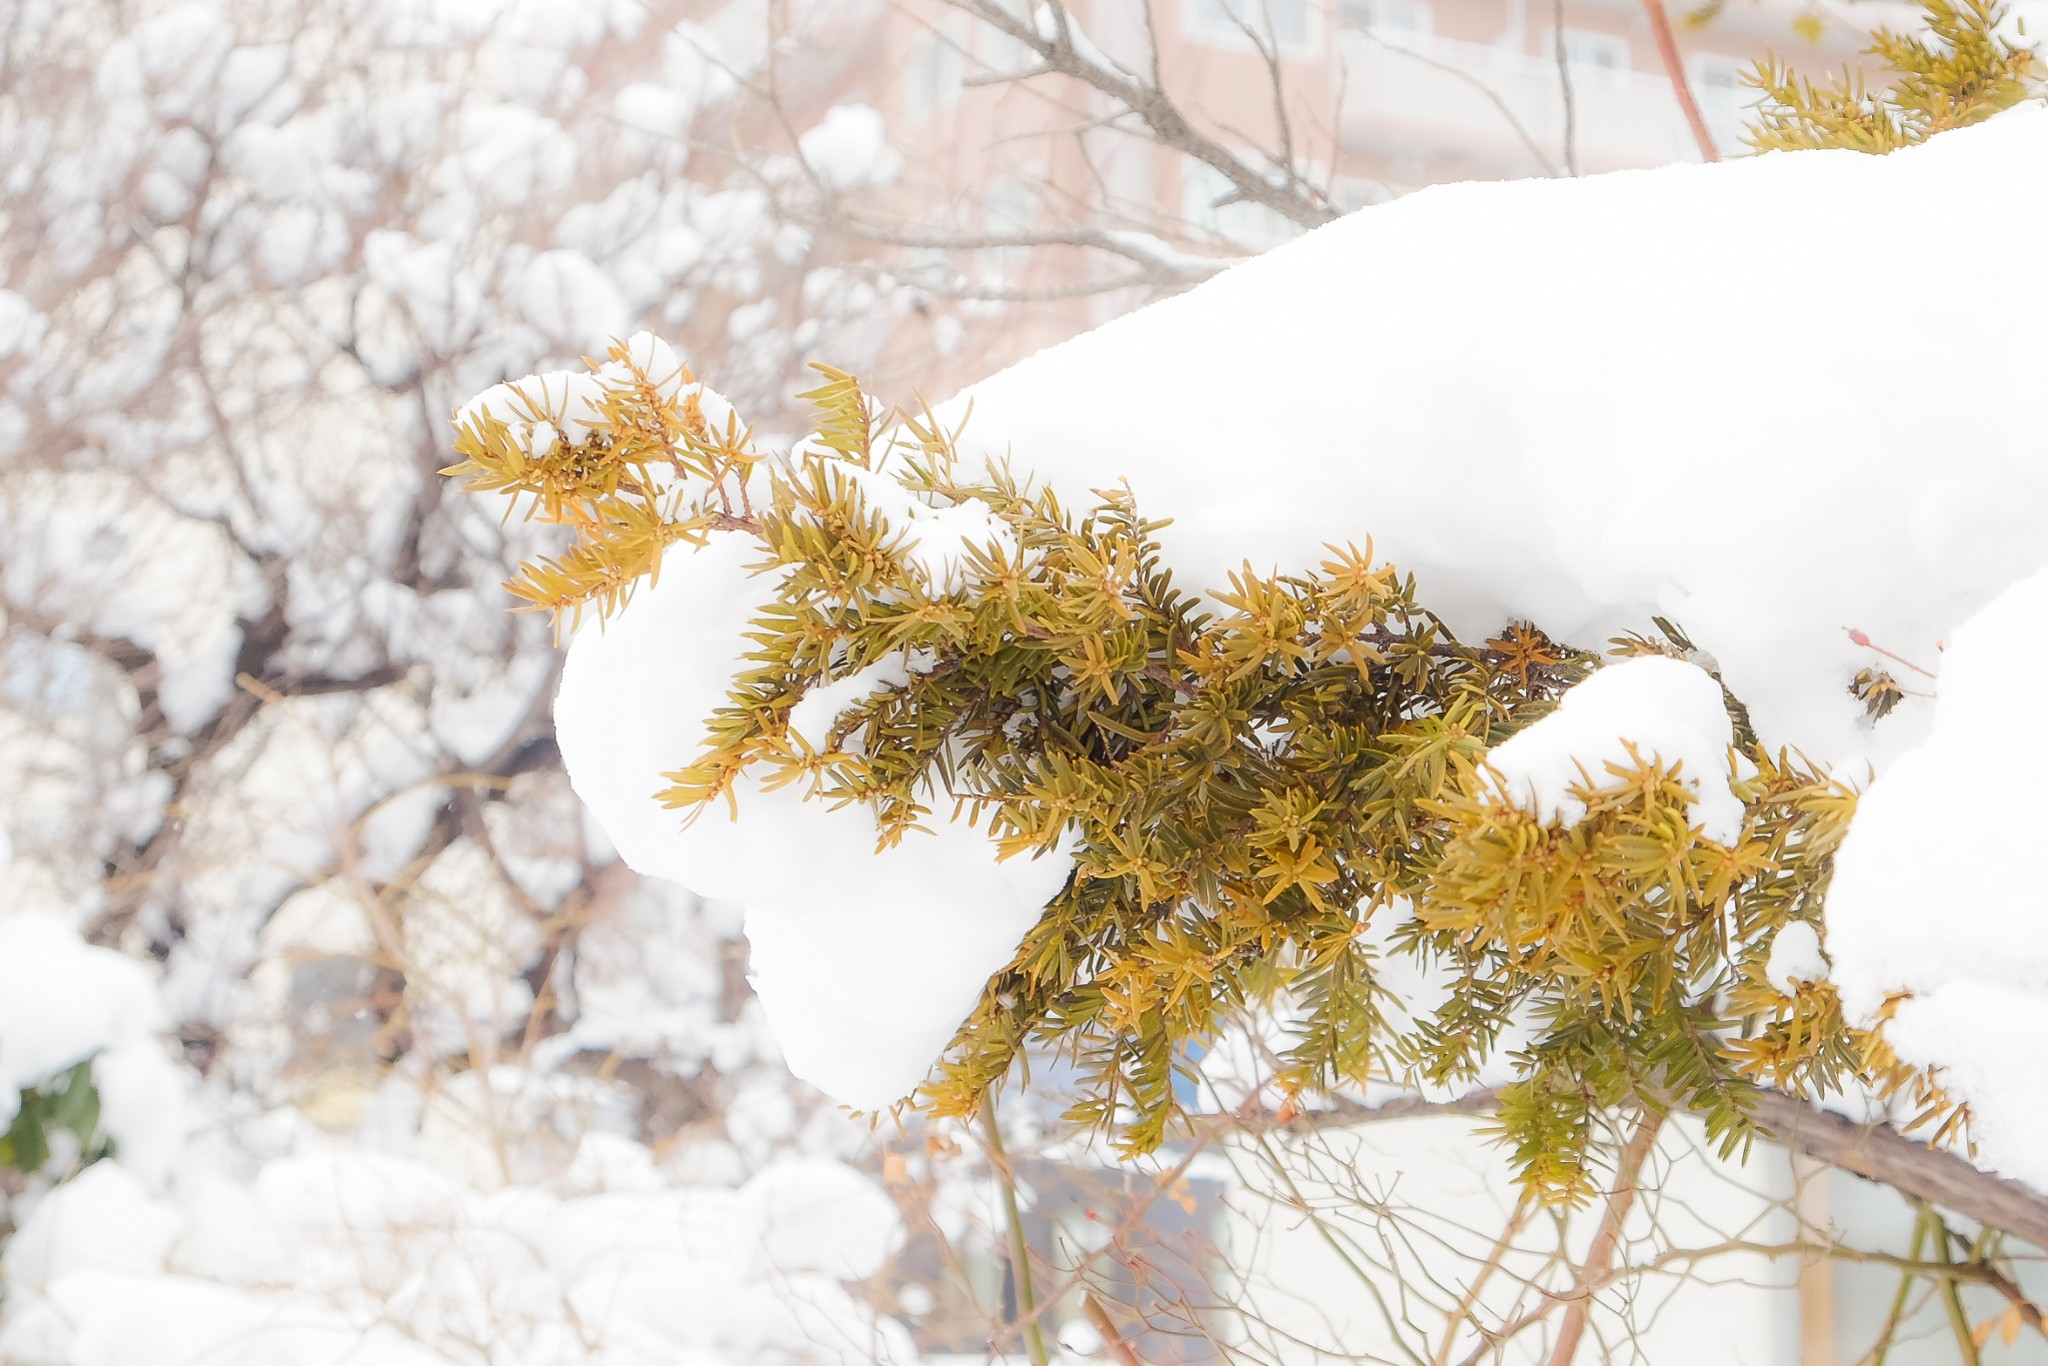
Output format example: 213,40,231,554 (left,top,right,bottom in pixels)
446,337,1895,1209
0,0,1016,1359
443,3,2048,1232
